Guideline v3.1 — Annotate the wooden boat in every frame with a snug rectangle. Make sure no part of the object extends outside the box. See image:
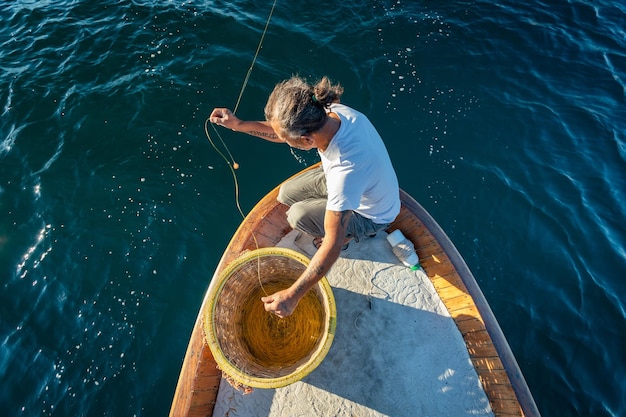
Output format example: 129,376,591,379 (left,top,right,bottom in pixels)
169,163,540,417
